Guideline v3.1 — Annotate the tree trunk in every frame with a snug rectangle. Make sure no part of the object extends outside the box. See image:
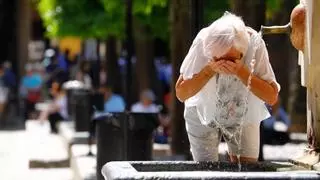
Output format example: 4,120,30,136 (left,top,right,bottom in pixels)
0,0,18,74
16,0,31,81
106,36,122,94
169,0,192,158
133,21,161,102
231,0,266,31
